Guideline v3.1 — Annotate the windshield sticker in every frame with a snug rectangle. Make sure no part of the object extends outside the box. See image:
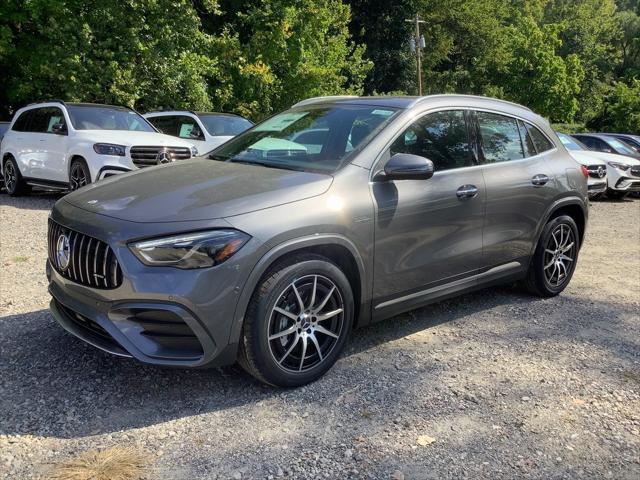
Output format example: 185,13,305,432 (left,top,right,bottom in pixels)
254,112,309,132
371,109,394,117
179,124,195,138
